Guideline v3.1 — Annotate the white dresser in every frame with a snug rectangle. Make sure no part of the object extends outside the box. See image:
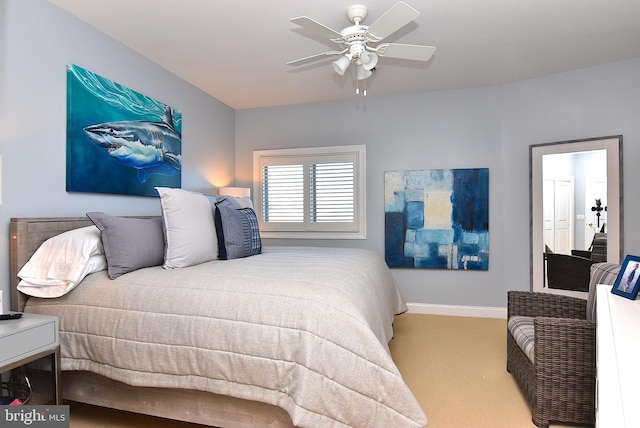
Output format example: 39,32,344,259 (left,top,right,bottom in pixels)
596,284,640,427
